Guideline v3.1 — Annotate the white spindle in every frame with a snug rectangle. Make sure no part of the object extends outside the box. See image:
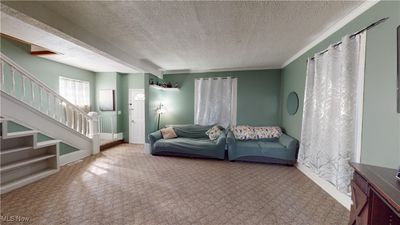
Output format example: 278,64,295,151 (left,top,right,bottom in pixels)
22,76,26,100
47,91,50,115
53,96,56,119
65,103,69,126
31,81,35,106
81,114,84,134
77,112,81,133
0,61,4,90
39,87,43,111
57,99,62,122
86,119,90,136
11,67,16,96
98,116,102,133
60,100,64,123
